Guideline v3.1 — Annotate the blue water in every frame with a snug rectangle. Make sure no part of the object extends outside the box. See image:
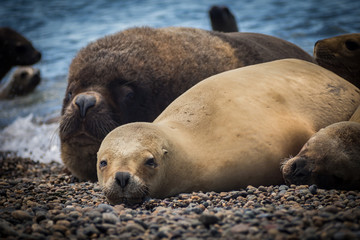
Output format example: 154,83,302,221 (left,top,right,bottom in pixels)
0,0,359,162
